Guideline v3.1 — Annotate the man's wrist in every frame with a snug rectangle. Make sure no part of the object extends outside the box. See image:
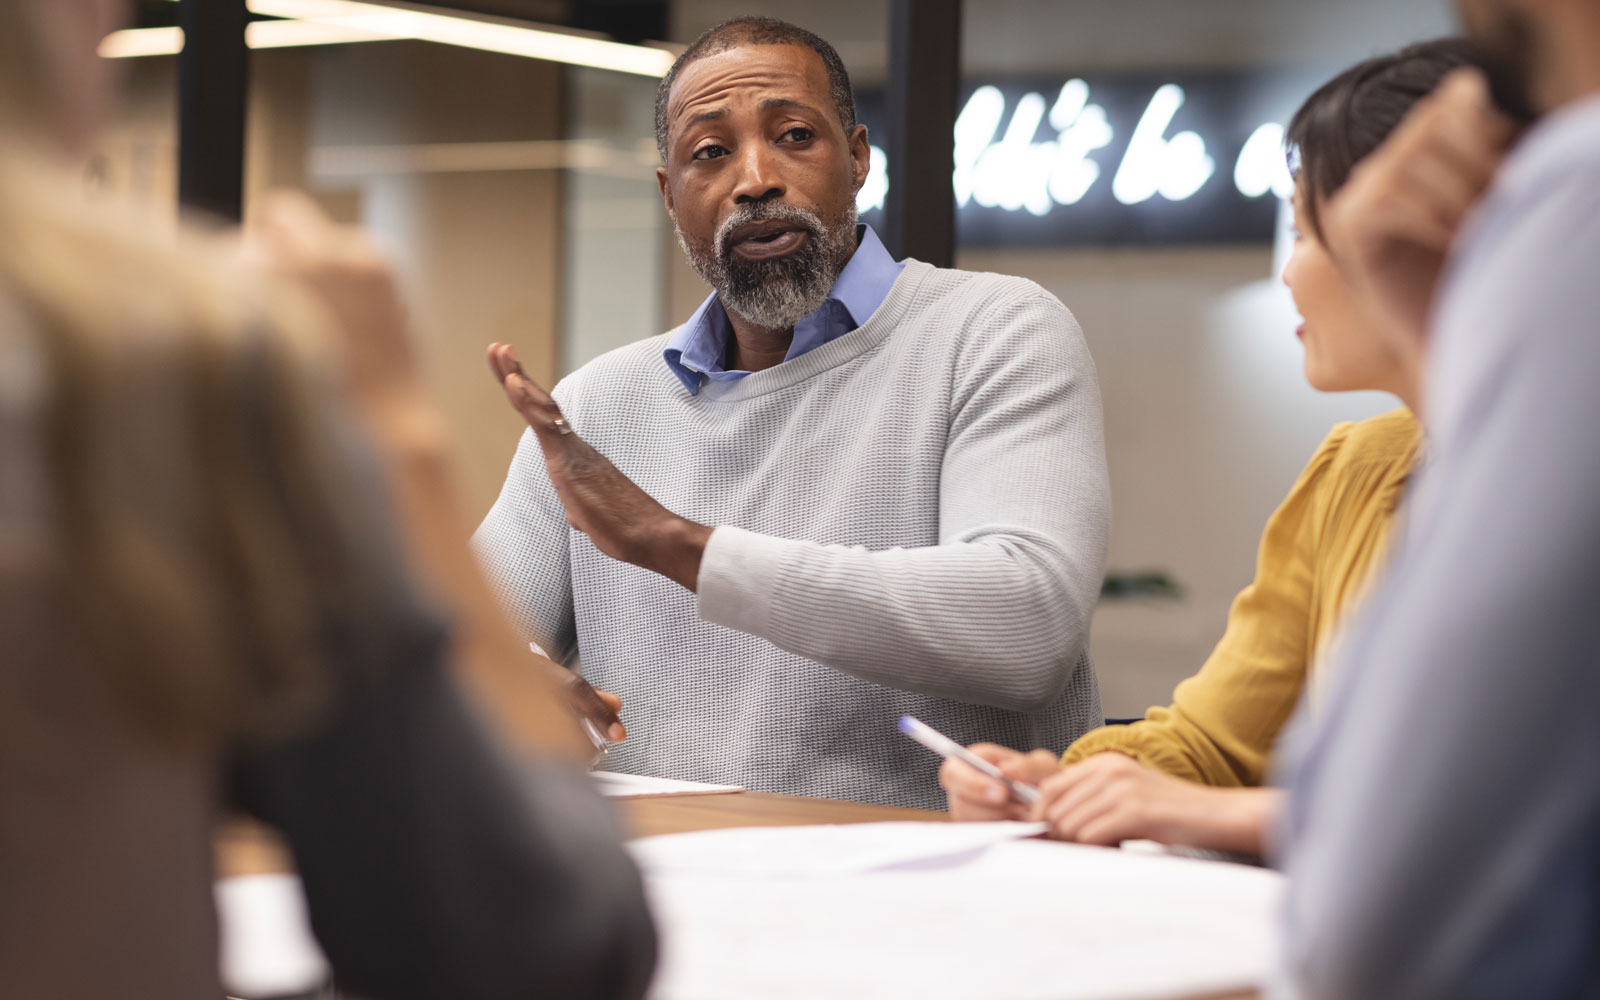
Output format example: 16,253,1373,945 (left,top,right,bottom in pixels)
640,517,713,591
